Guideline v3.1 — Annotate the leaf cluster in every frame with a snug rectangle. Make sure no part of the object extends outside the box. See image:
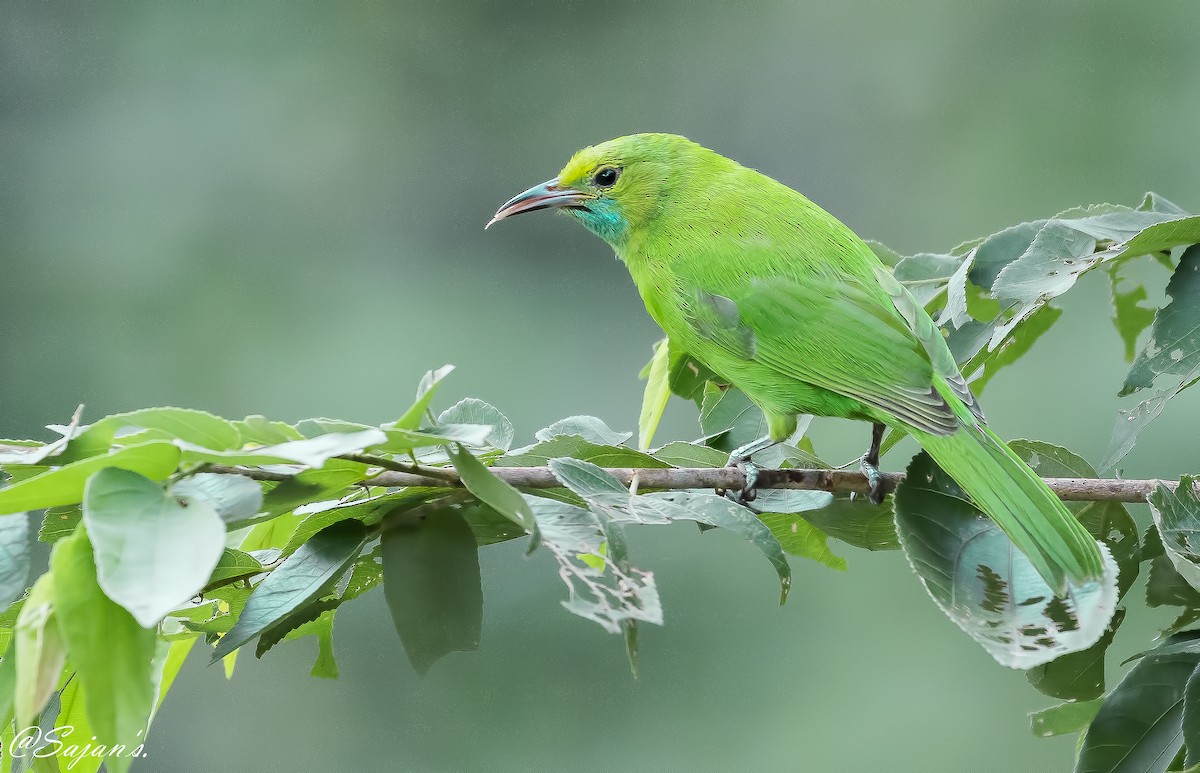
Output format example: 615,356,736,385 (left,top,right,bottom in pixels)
0,194,1197,771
